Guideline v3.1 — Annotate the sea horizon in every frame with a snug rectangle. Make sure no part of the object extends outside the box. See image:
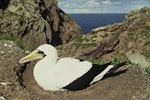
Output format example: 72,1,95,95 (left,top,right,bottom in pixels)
69,13,126,33
68,13,127,14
